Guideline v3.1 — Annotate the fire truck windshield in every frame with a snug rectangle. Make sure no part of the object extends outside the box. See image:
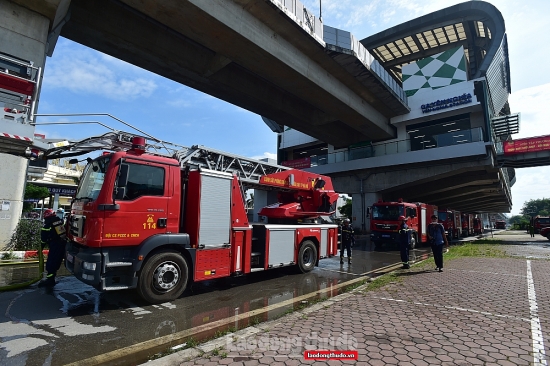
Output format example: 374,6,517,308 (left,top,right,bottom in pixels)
372,205,404,220
75,157,111,201
438,212,448,221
